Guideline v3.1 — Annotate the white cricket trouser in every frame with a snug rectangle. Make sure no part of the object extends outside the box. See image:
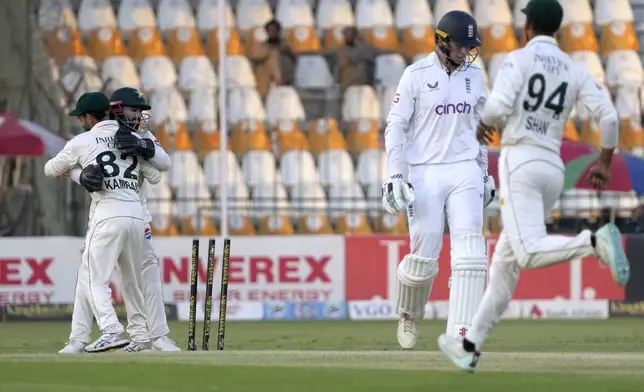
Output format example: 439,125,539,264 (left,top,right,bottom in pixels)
408,159,484,258
69,223,169,342
77,216,150,343
467,145,596,349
